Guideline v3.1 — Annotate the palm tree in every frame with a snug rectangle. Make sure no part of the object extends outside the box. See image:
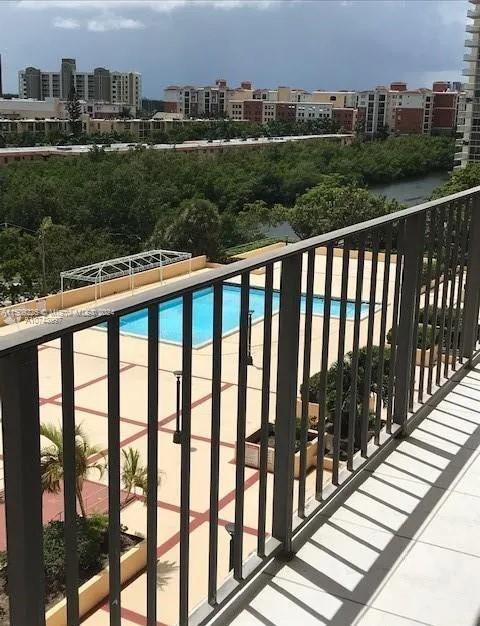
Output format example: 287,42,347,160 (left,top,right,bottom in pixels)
121,447,148,504
40,423,106,518
121,447,162,505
